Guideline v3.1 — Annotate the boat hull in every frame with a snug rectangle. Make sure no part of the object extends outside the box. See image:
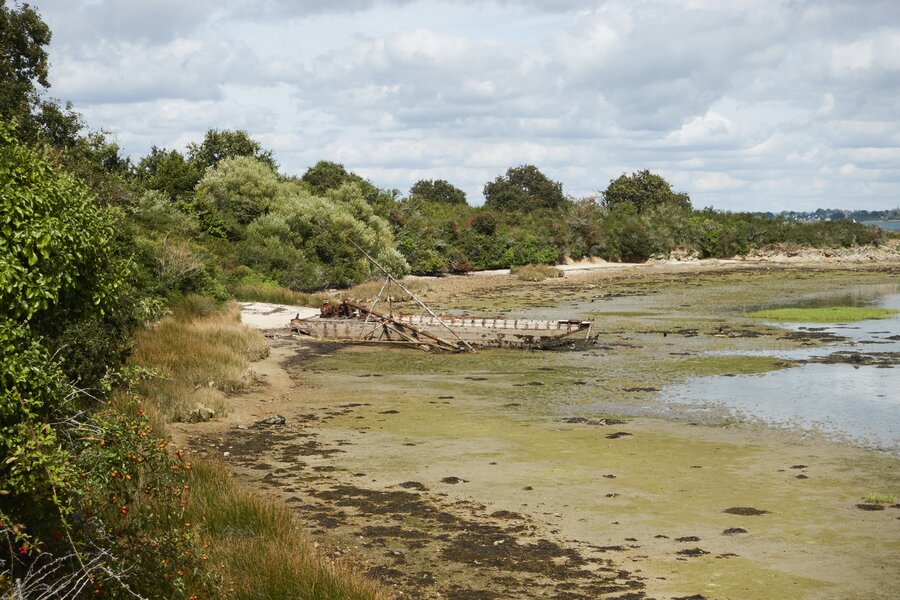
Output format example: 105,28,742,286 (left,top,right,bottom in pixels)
291,314,596,351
